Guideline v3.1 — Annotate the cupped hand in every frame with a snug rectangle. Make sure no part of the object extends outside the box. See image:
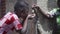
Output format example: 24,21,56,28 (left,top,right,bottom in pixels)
27,13,36,18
